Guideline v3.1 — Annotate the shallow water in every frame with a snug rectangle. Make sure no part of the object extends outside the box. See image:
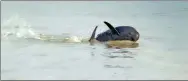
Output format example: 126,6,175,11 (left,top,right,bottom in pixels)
1,1,188,80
